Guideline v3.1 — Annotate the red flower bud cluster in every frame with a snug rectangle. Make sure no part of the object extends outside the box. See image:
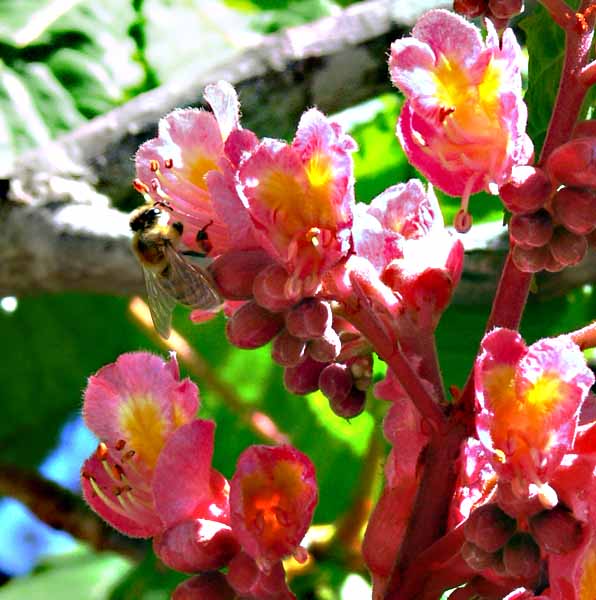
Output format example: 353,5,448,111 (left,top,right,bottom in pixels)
453,0,524,27
501,129,596,272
